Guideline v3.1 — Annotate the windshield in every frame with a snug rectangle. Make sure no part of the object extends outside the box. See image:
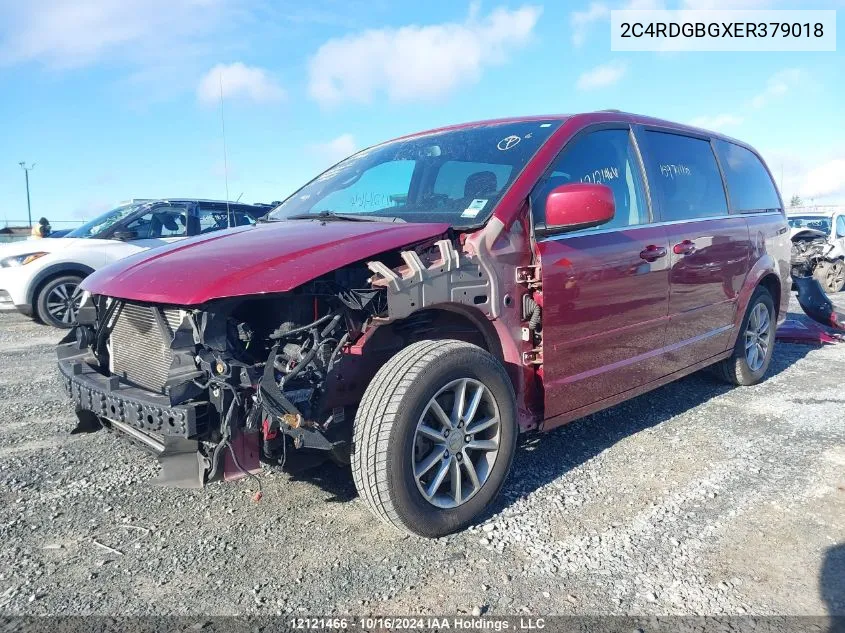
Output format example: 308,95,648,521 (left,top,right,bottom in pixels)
269,120,562,226
66,203,144,238
788,215,832,234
